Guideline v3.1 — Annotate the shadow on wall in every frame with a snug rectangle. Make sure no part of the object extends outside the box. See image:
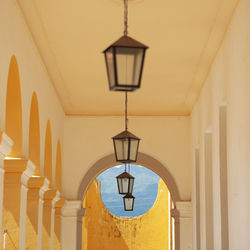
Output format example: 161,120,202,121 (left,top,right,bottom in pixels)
83,180,129,250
